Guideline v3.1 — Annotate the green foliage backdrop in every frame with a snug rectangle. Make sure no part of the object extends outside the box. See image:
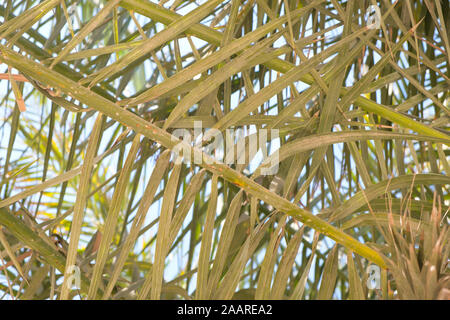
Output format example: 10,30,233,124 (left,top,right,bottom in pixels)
0,0,448,300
